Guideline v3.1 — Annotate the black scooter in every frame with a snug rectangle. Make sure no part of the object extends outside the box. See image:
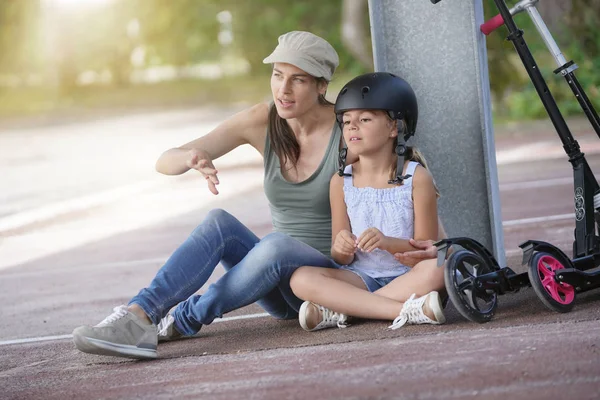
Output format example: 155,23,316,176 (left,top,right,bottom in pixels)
431,0,600,323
